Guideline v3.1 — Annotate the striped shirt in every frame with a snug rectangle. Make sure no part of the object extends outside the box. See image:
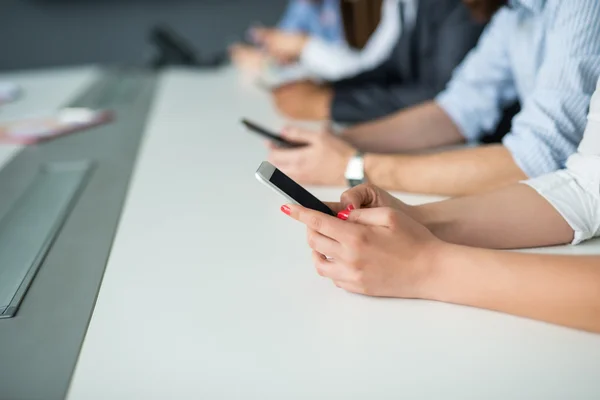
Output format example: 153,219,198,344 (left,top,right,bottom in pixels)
436,0,600,178
524,78,600,244
277,0,344,44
